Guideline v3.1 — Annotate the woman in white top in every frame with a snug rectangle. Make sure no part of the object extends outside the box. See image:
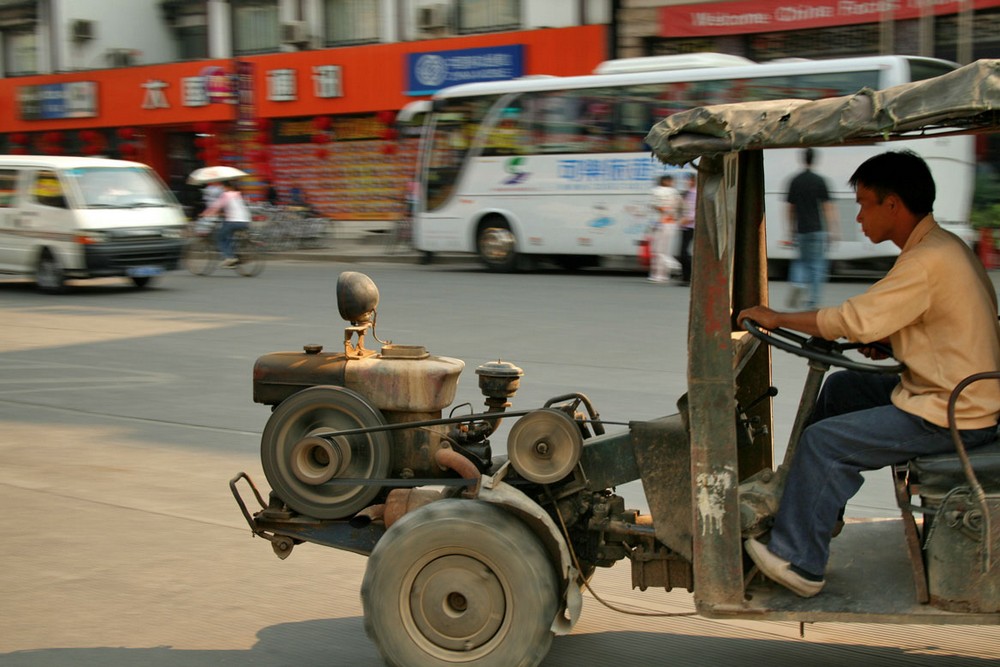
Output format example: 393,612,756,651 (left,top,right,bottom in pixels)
200,180,250,267
648,174,682,283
